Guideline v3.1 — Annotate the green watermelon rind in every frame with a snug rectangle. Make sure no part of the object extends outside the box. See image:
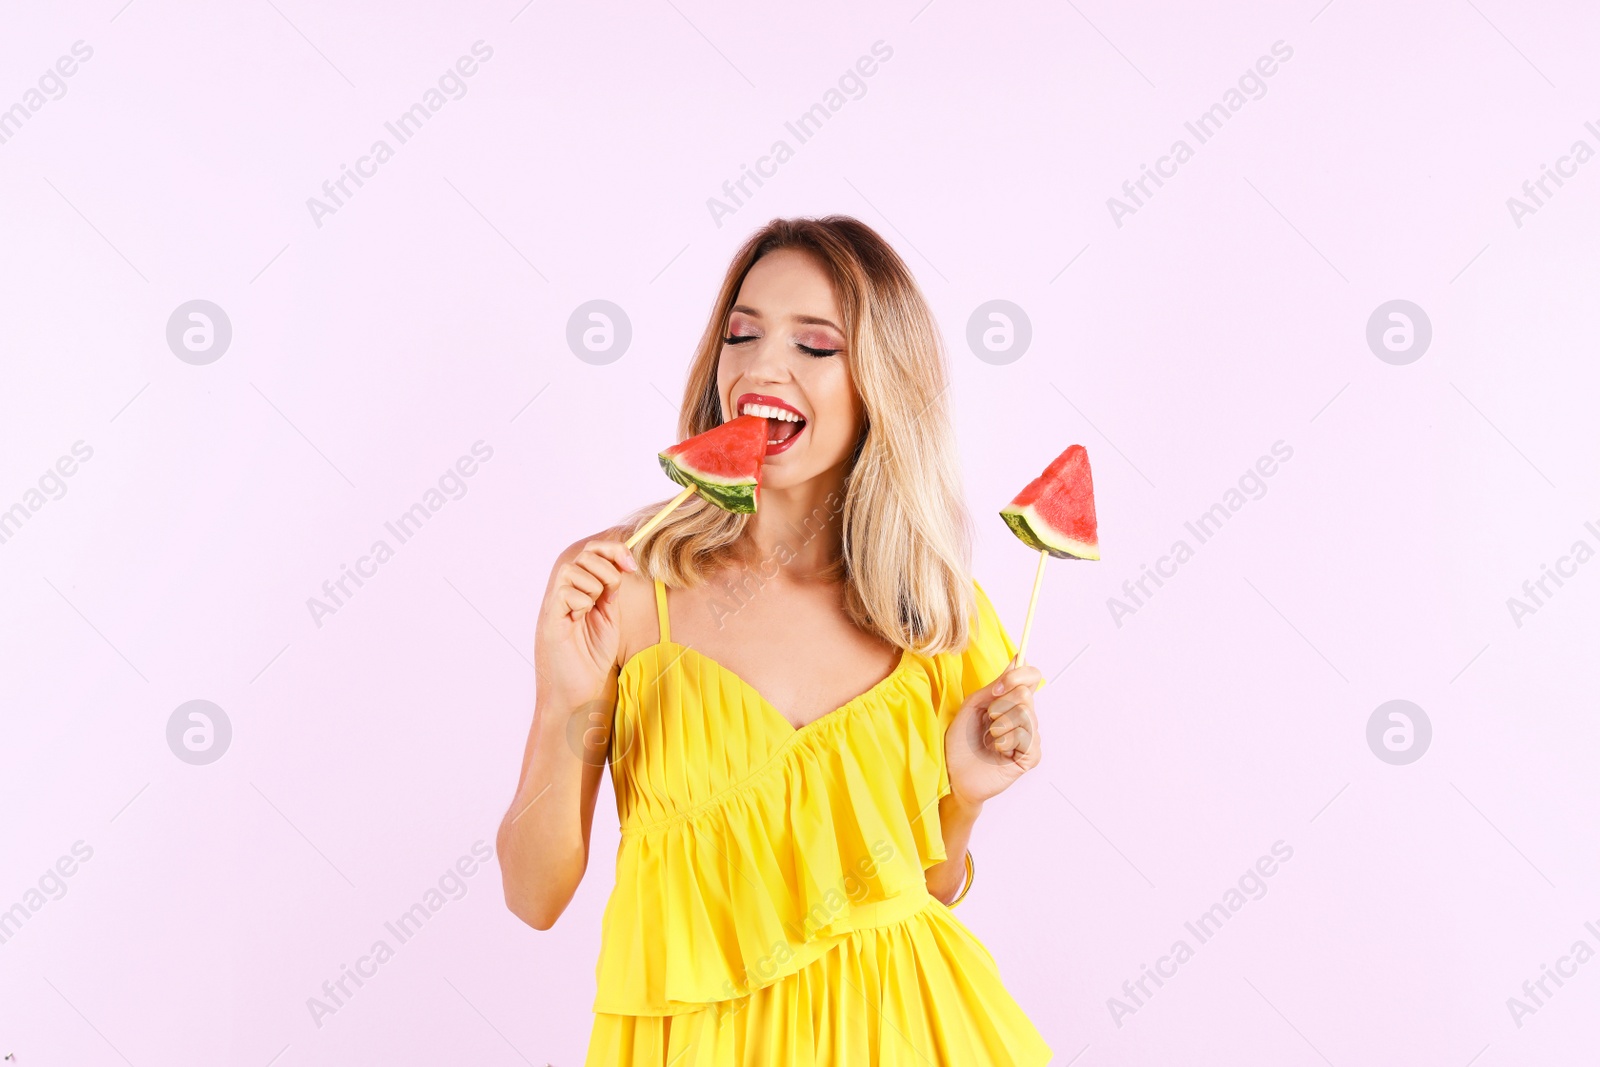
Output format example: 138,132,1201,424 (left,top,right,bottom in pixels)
1000,505,1099,560
659,455,757,514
